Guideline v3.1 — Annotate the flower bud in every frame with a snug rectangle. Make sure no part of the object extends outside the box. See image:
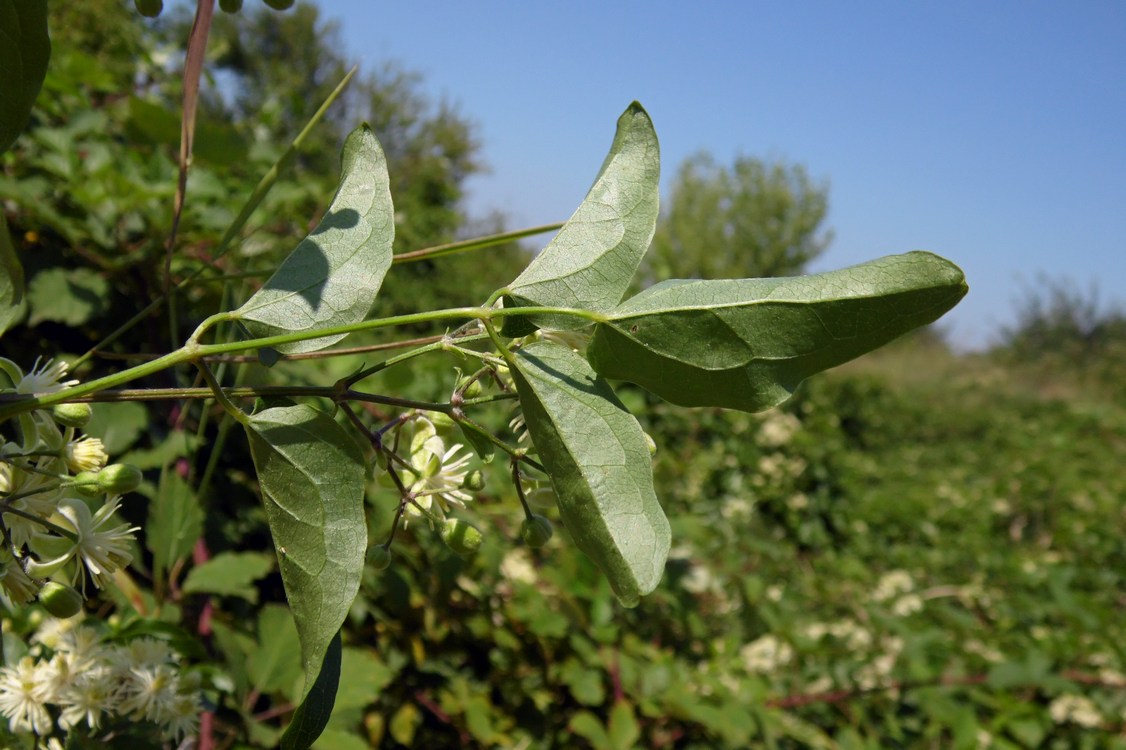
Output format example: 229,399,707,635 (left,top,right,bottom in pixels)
38,582,84,618
643,432,657,457
72,471,103,499
96,464,143,494
456,377,483,399
439,518,482,557
428,412,455,429
134,0,163,17
219,0,243,12
51,403,92,428
460,470,486,491
521,514,553,548
263,0,296,10
367,545,392,571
